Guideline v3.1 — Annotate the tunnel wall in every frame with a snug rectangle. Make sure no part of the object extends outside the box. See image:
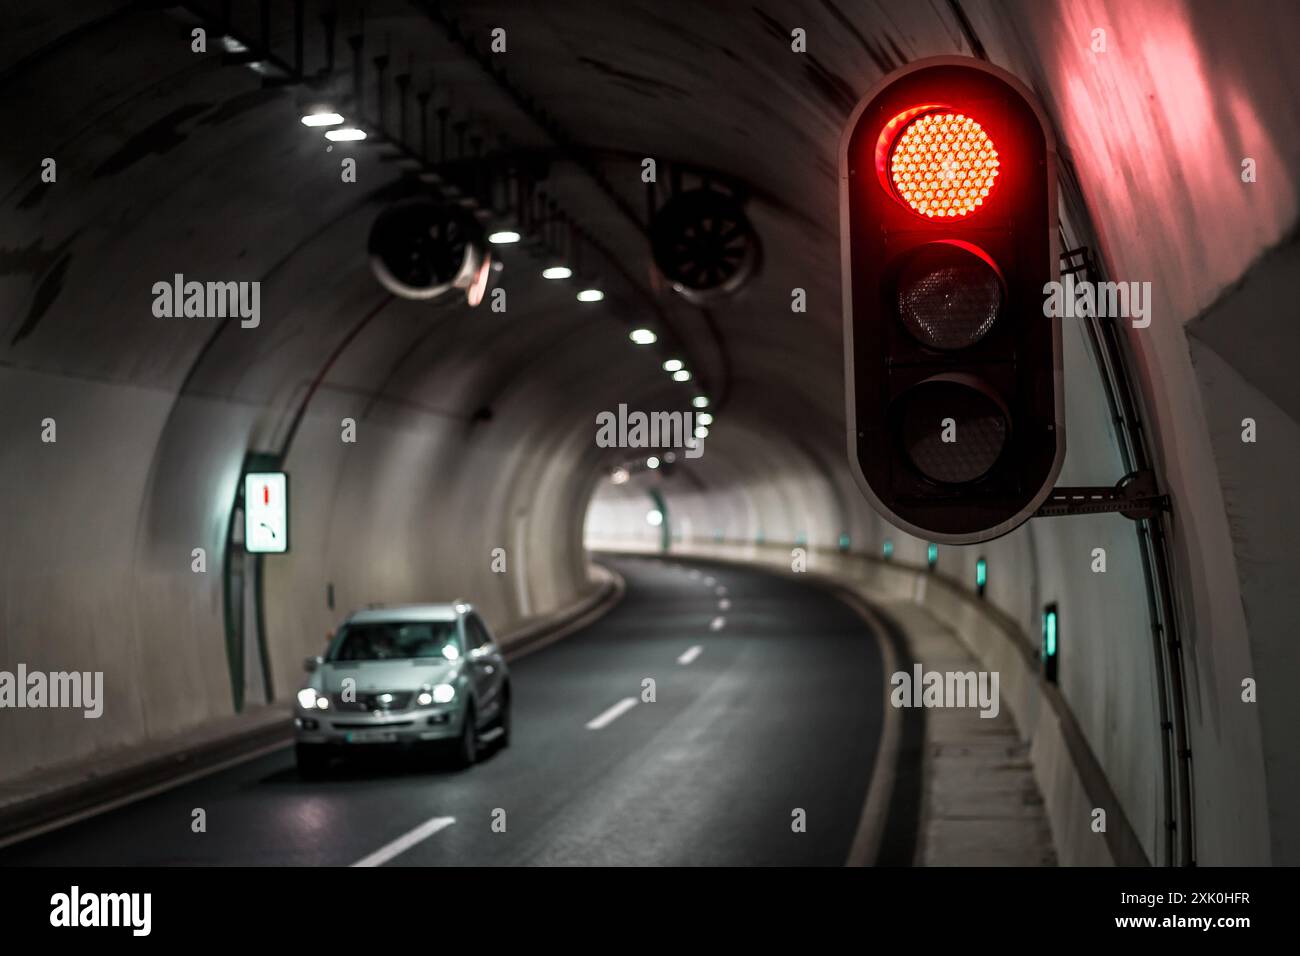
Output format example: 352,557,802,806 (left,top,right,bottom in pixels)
0,358,606,783
1182,235,1300,863
982,0,1298,866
